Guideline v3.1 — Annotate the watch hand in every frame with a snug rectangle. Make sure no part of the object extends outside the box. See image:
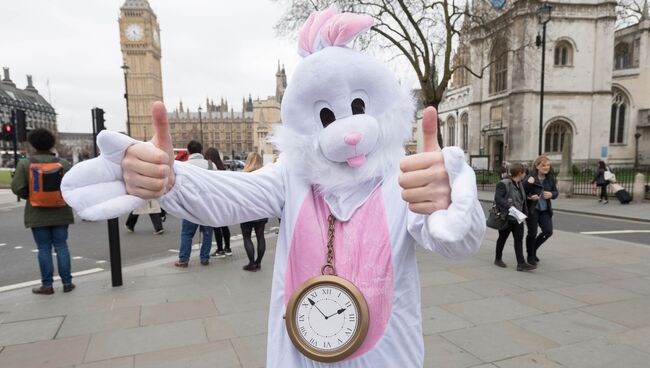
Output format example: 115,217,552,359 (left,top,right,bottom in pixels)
325,308,347,319
308,298,328,318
